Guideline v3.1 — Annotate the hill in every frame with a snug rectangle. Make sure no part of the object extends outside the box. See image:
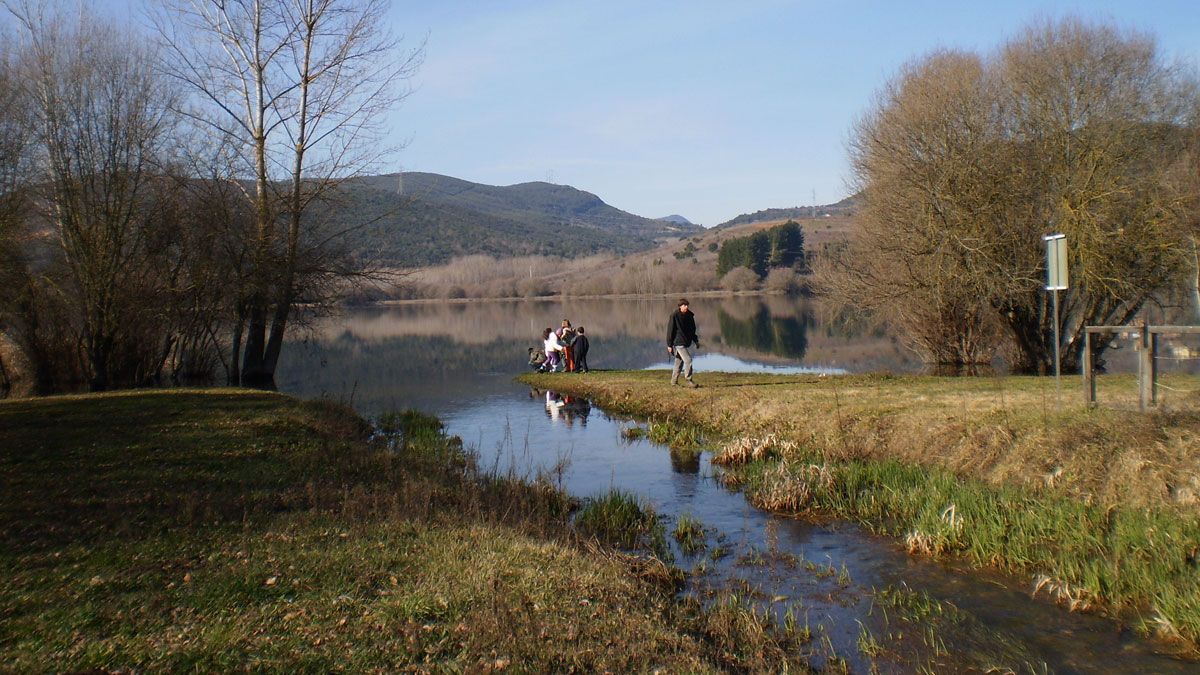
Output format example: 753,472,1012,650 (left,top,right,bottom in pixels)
338,173,702,267
656,214,696,226
714,193,860,229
